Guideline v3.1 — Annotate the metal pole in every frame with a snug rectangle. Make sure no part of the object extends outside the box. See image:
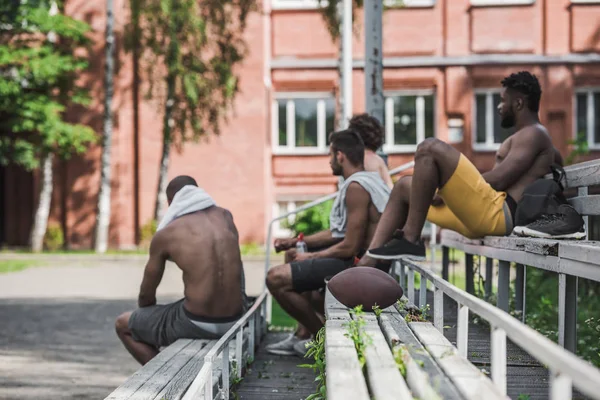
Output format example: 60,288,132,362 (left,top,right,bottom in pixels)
364,0,386,164
341,0,353,128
